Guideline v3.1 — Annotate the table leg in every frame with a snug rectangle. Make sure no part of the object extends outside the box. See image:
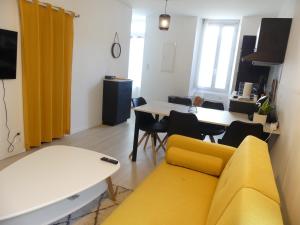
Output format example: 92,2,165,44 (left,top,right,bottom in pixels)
131,116,139,161
154,114,159,146
106,177,118,201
